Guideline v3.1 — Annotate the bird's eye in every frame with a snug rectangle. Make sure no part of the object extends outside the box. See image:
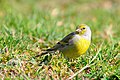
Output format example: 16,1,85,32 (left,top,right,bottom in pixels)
83,28,85,29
